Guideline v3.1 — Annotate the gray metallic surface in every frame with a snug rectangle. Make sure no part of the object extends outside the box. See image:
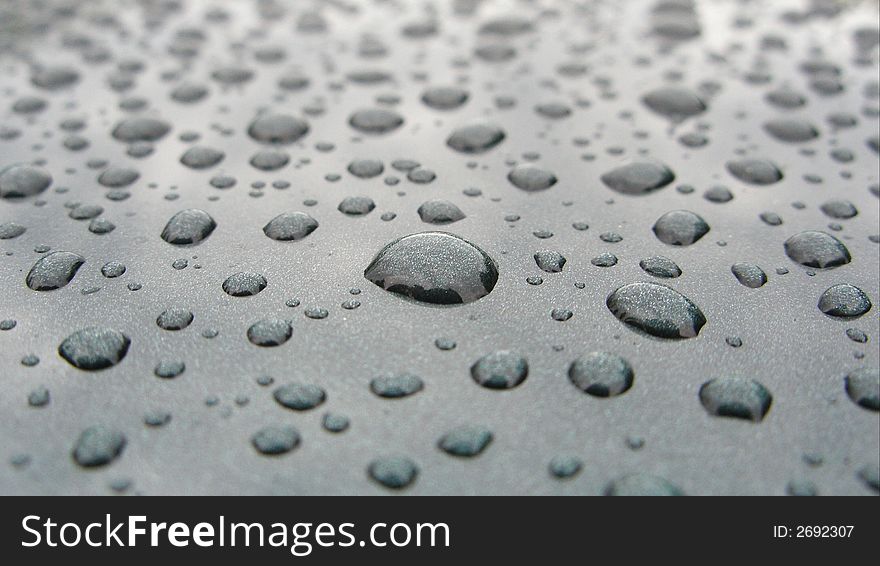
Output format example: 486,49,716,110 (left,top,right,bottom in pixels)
0,0,877,495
